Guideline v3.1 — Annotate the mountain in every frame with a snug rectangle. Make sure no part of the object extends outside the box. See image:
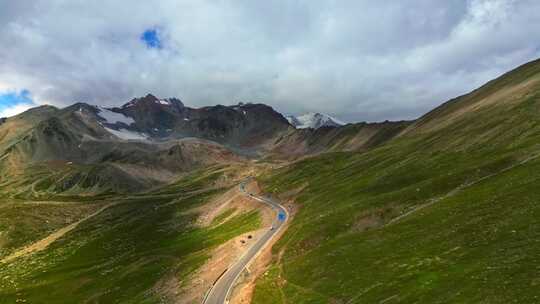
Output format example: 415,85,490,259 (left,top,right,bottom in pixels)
3,94,415,196
0,93,414,197
4,95,383,197
286,112,344,129
0,96,290,196
111,94,292,148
